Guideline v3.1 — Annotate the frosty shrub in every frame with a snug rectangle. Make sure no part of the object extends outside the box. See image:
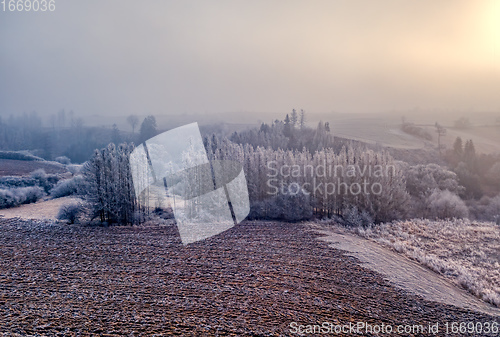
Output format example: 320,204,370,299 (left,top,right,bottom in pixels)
405,163,464,198
30,169,60,193
486,162,500,187
466,196,490,221
249,188,313,221
0,170,59,192
67,164,81,175
273,189,313,221
468,195,500,222
21,186,45,204
30,168,47,182
426,189,469,219
55,156,71,165
404,164,469,219
50,175,85,198
0,186,45,209
401,123,433,140
0,176,37,189
487,195,500,224
57,203,84,224
342,205,373,228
